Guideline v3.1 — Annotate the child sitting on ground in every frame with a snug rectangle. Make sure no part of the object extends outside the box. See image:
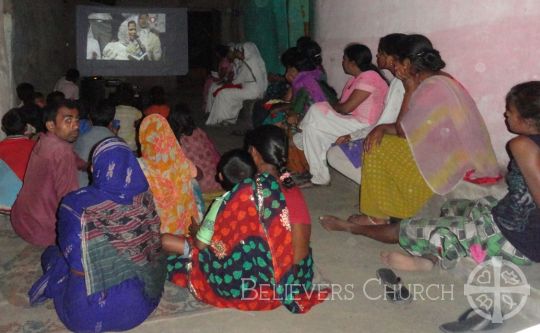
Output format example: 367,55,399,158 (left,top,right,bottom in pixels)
0,108,36,213
161,149,257,254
